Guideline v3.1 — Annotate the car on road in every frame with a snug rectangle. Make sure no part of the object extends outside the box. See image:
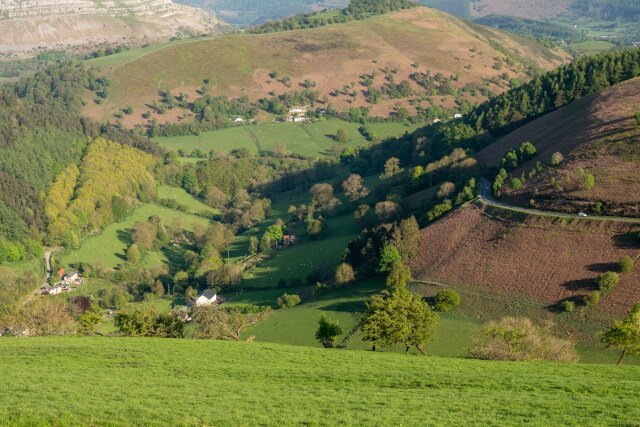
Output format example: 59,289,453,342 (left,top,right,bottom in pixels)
578,212,588,217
